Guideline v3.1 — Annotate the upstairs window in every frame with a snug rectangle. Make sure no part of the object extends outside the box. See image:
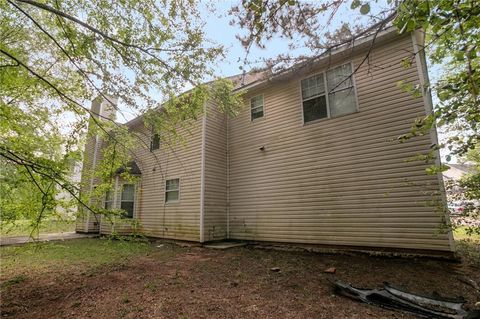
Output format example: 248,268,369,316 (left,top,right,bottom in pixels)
301,62,357,123
327,63,357,117
301,74,327,122
165,178,180,203
250,95,264,120
104,190,113,210
120,184,135,218
150,133,160,151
